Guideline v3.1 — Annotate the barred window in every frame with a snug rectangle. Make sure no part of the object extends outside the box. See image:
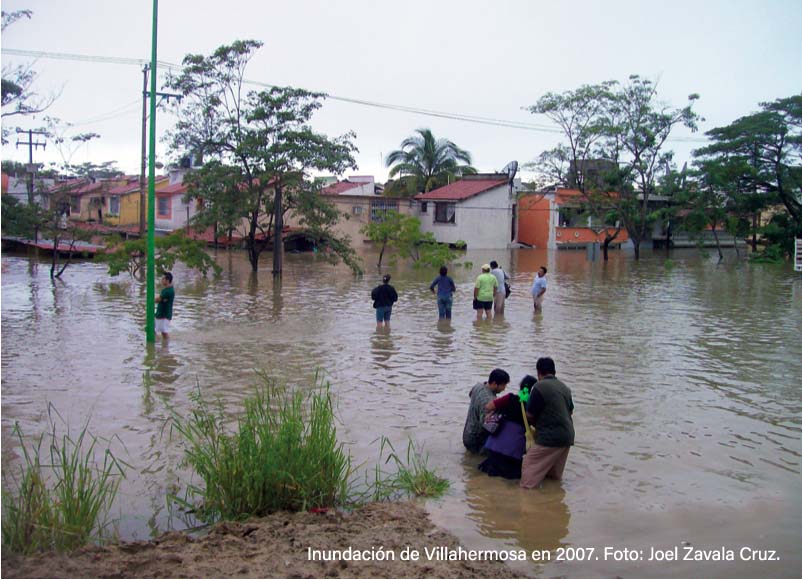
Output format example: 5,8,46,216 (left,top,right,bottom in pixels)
370,199,398,222
434,202,456,224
